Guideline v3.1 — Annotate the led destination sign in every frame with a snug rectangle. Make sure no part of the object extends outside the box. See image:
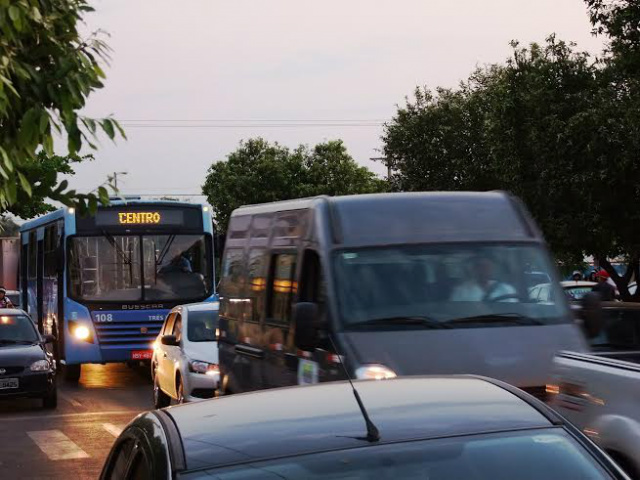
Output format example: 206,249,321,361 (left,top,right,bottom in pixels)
119,212,162,225
94,209,185,227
